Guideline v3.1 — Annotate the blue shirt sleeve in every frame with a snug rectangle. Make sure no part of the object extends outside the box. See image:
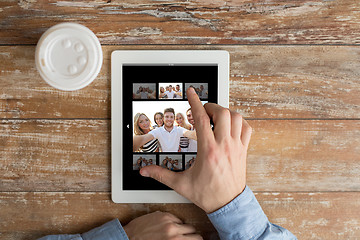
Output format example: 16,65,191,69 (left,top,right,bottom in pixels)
37,219,129,240
38,187,296,240
207,186,297,240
